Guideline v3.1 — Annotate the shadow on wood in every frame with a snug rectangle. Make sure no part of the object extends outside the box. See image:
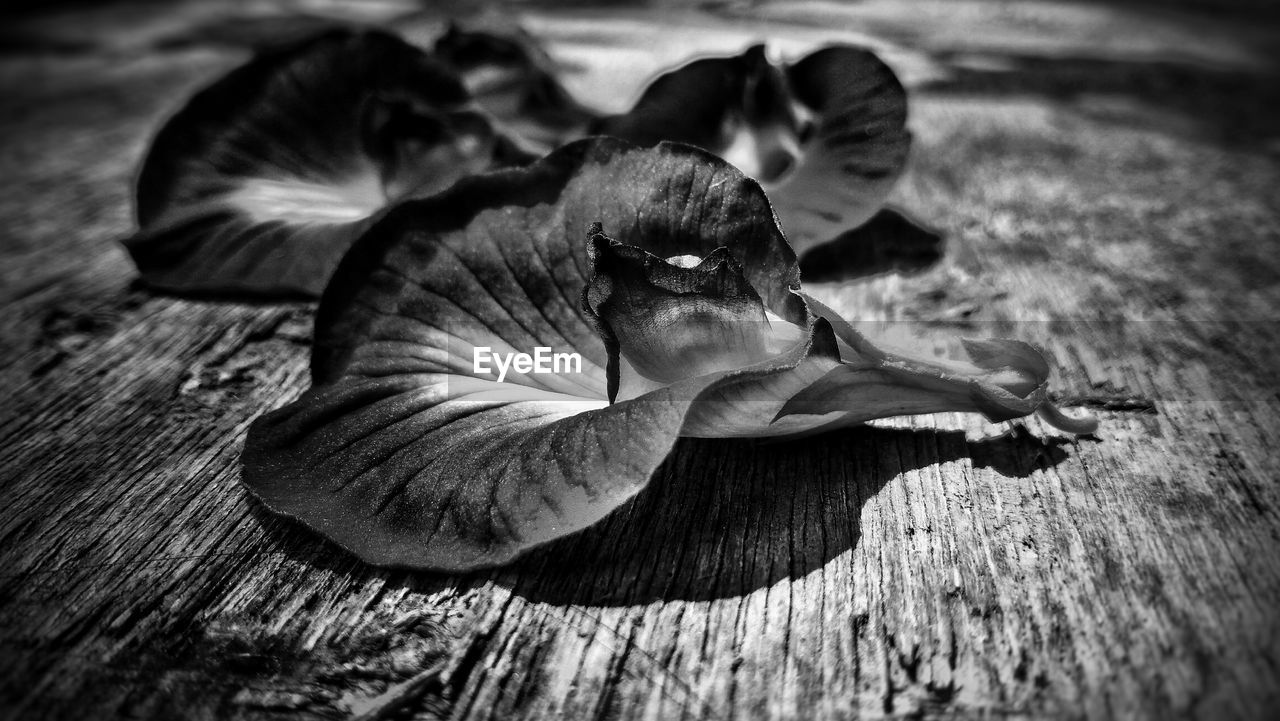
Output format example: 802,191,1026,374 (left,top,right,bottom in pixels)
247,424,1075,607
499,425,1070,606
798,208,944,283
